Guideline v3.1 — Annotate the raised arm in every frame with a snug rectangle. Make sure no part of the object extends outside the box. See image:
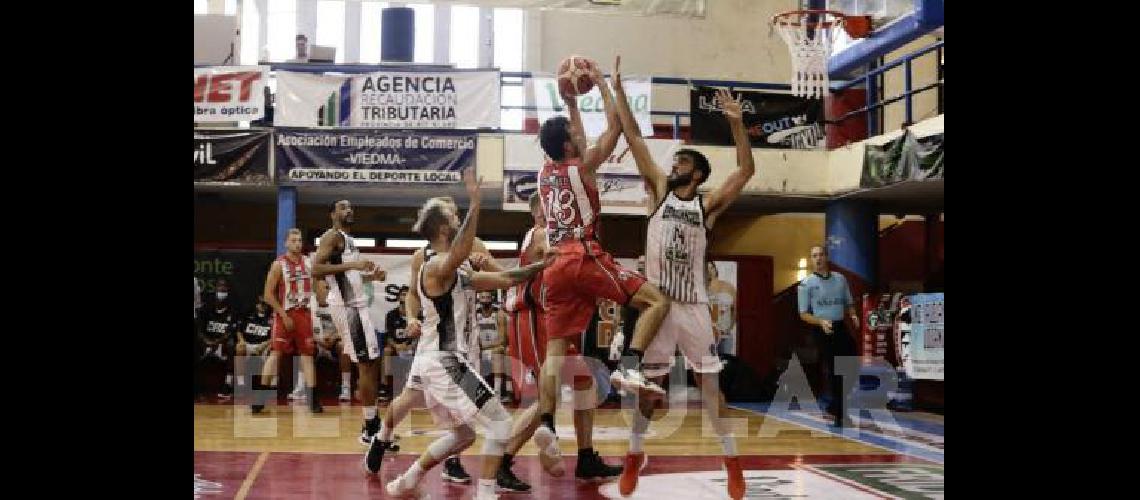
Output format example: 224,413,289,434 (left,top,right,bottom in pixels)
425,169,482,282
612,55,666,204
704,88,756,226
564,96,591,162
580,62,622,174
